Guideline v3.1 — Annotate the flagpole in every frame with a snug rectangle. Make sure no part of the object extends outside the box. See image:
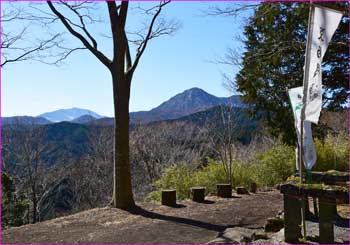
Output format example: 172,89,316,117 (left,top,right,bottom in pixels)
285,87,302,175
300,2,314,239
301,2,314,184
